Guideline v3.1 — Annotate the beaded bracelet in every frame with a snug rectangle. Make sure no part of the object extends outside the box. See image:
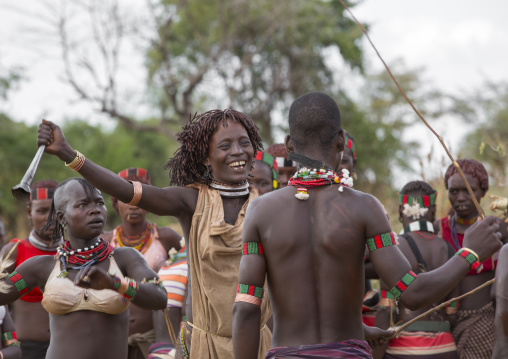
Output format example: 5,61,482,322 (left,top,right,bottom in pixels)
445,300,459,315
2,331,20,347
65,150,86,172
456,248,481,272
111,275,139,301
379,290,396,311
129,181,143,206
180,326,190,358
